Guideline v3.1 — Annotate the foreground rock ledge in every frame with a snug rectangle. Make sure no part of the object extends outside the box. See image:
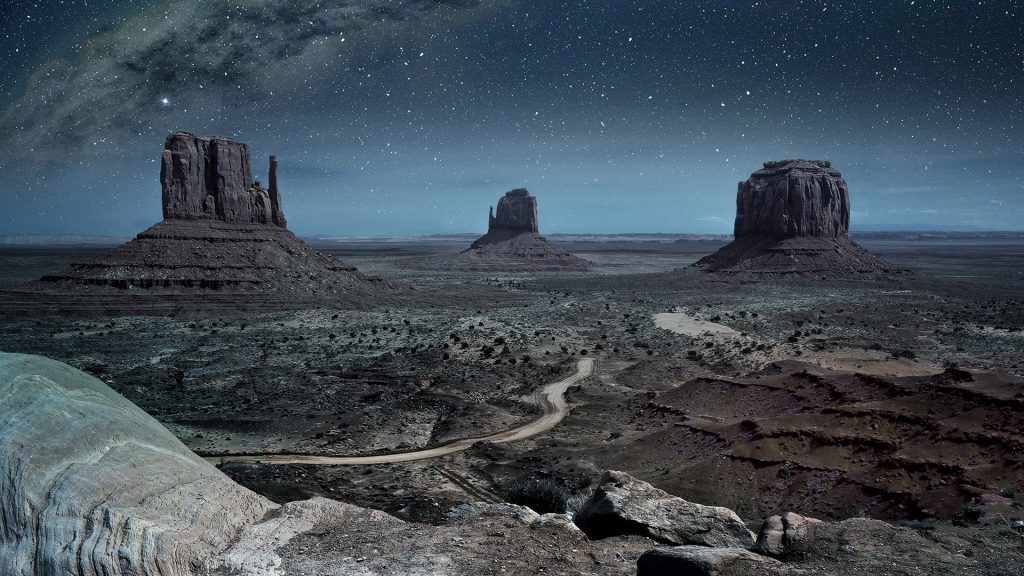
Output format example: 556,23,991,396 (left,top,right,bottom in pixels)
0,352,404,576
574,470,757,549
637,545,780,576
